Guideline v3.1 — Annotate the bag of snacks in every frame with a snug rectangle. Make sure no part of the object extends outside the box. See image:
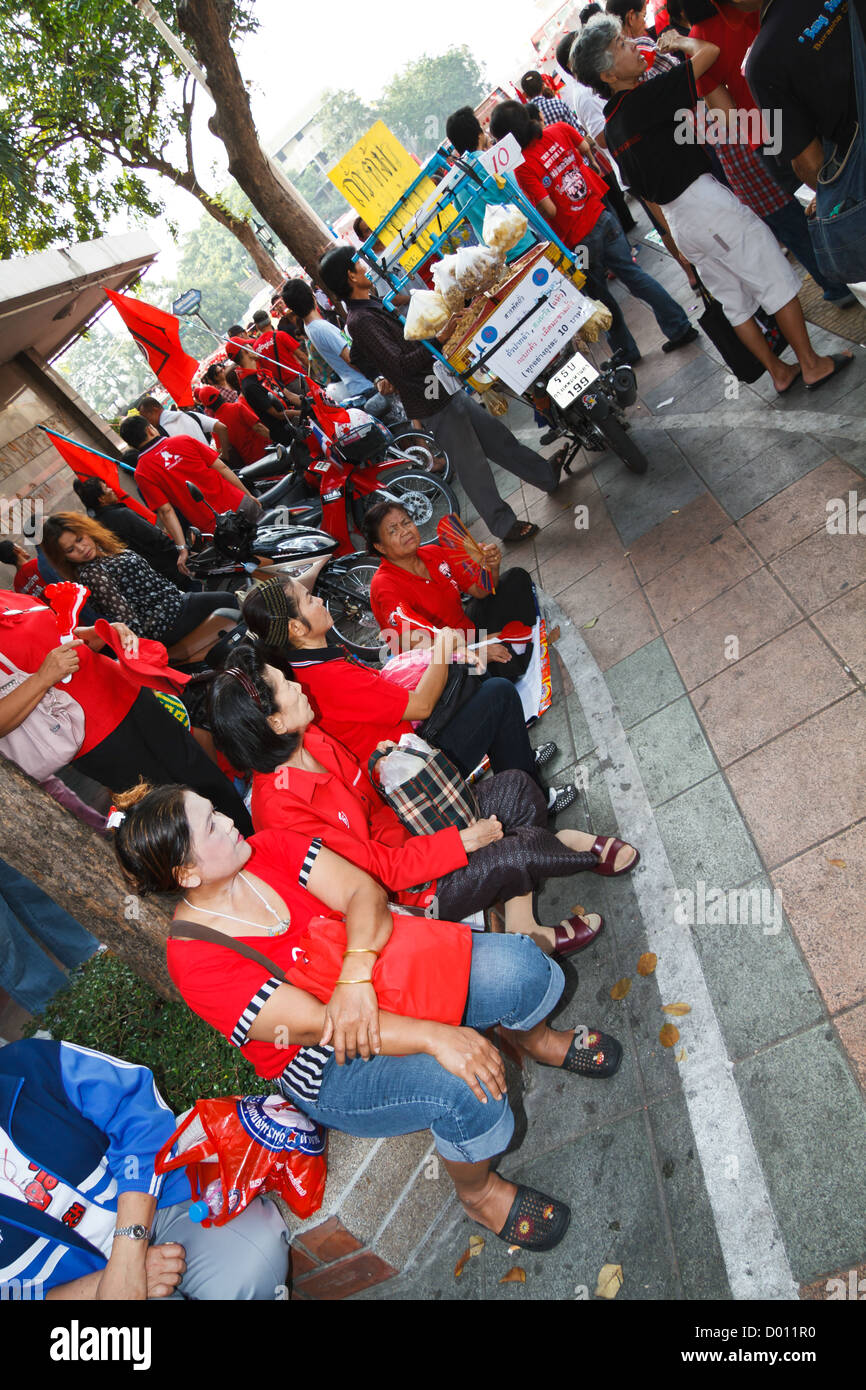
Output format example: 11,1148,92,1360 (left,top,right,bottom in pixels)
482,203,529,253
431,255,466,313
453,244,504,297
404,288,450,340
